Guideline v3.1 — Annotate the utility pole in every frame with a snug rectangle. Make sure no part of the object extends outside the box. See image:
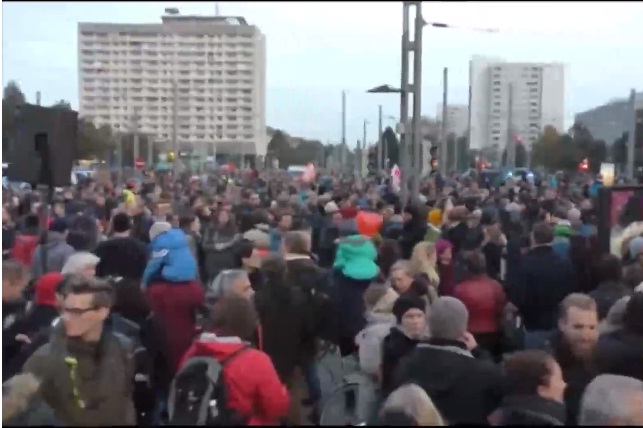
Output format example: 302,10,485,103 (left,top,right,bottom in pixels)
36,91,41,106
172,80,179,174
341,90,347,171
355,140,362,178
626,88,637,181
147,136,154,167
440,67,449,175
506,83,516,169
377,105,383,171
132,109,140,164
410,1,424,203
400,3,412,206
117,134,124,184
